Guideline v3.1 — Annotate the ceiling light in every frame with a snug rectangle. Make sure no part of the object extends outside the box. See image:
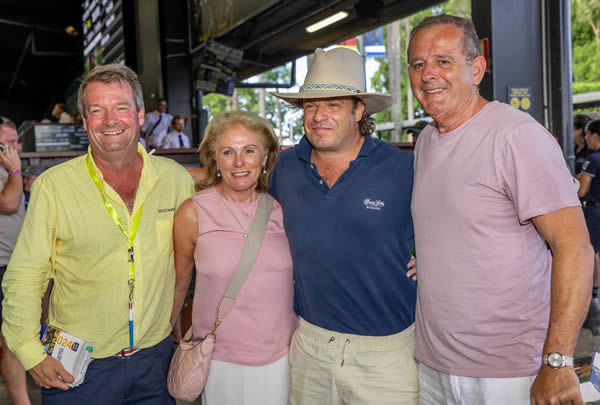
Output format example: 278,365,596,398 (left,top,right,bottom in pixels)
65,26,79,37
306,11,349,33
